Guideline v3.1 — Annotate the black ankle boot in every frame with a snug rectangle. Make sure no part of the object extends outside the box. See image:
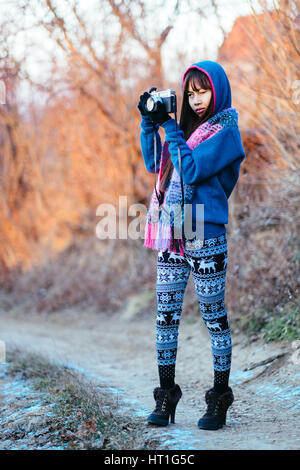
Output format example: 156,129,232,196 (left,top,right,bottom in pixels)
147,384,182,426
197,387,234,430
